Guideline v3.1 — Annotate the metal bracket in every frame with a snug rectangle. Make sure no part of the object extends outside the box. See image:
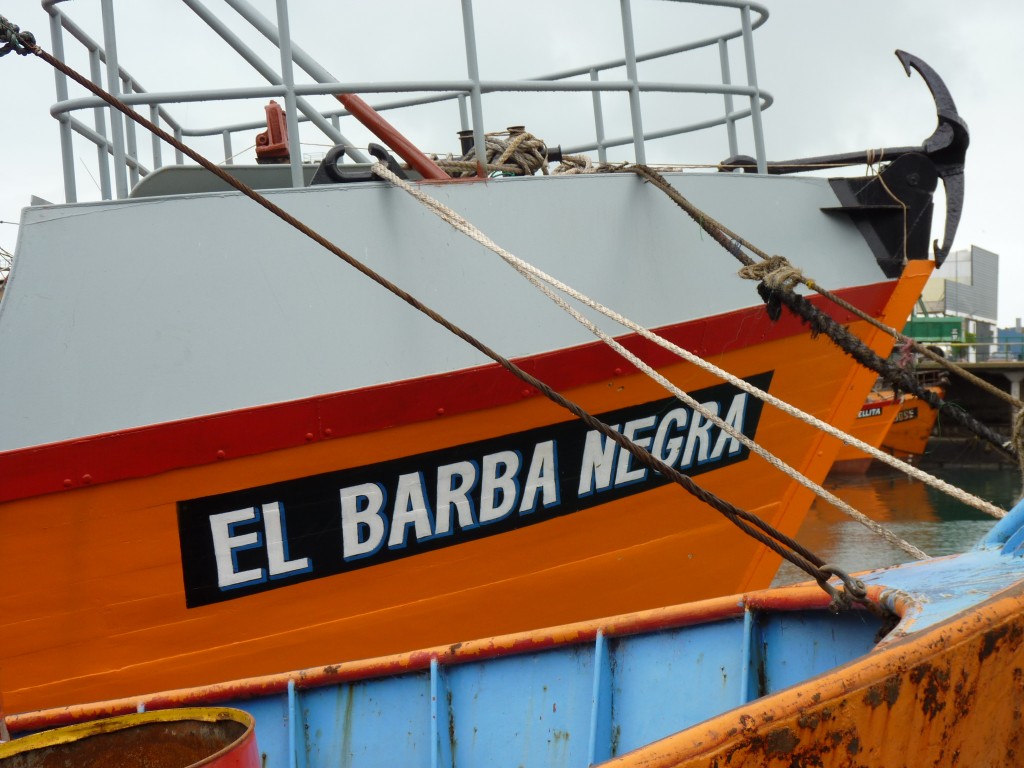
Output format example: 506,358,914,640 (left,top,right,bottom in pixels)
310,143,409,186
